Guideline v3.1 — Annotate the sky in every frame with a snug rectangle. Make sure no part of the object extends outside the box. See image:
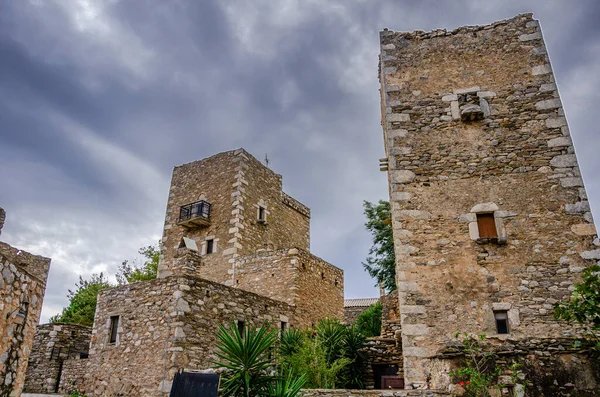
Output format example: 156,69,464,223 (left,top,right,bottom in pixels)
1,0,599,323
